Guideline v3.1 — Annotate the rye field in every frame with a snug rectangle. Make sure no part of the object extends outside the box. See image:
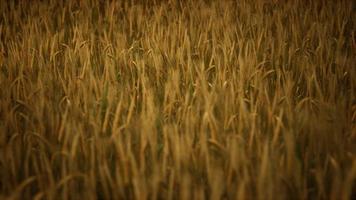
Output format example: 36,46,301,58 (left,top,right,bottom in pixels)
0,0,355,199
